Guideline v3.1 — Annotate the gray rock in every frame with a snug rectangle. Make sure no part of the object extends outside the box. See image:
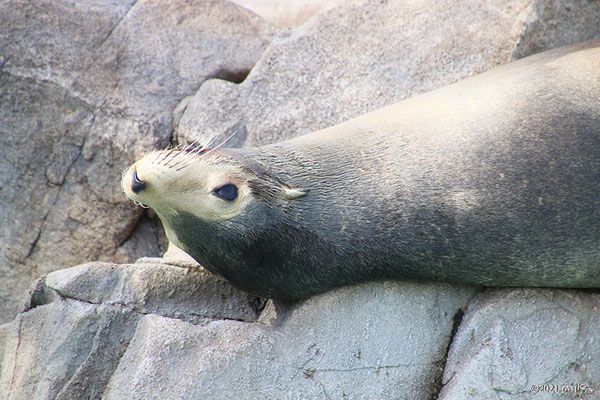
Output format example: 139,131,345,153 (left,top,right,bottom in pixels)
112,213,169,265
103,316,273,400
438,289,600,400
78,0,280,118
176,0,600,148
0,300,140,400
231,0,356,28
22,276,60,313
103,282,475,400
0,258,266,399
45,261,265,323
0,0,277,323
